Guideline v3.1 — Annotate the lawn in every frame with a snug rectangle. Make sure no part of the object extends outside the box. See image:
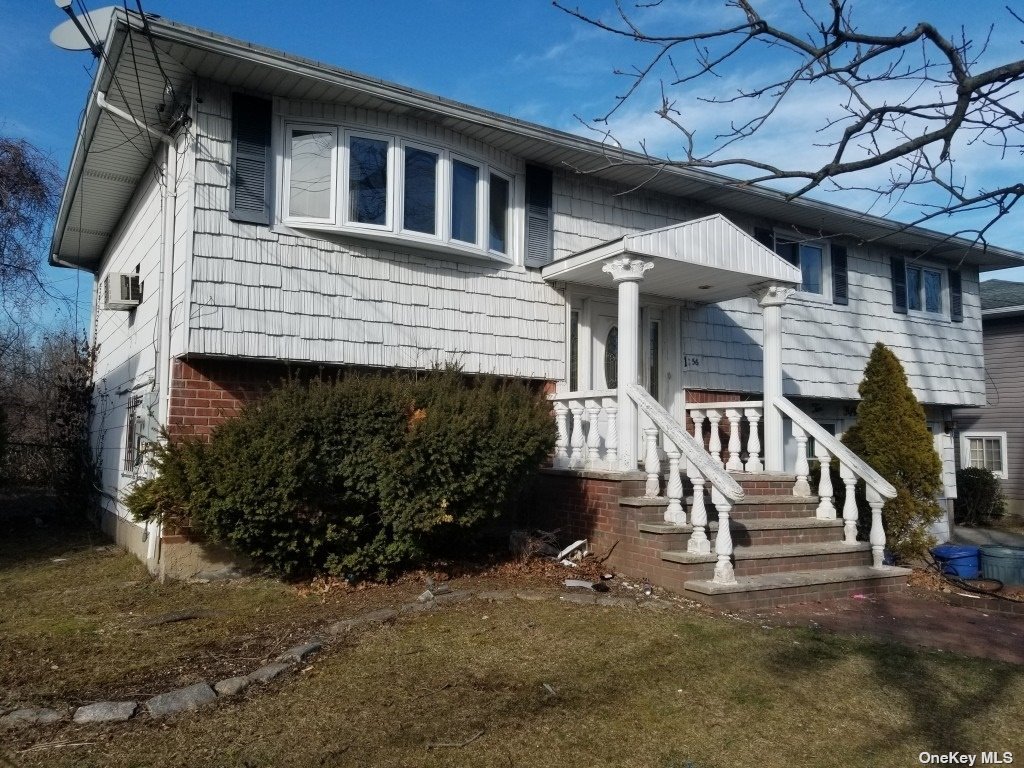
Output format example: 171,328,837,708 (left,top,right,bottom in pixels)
2,506,1022,767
